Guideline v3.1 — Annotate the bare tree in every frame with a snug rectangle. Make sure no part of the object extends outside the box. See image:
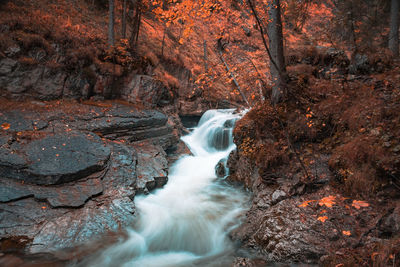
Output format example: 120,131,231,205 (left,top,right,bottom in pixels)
389,0,399,56
122,0,127,39
108,0,115,46
247,0,287,104
267,0,286,104
130,0,142,49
